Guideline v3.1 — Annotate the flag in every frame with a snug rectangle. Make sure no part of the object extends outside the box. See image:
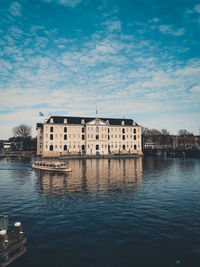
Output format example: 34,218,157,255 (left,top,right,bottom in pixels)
39,112,44,117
